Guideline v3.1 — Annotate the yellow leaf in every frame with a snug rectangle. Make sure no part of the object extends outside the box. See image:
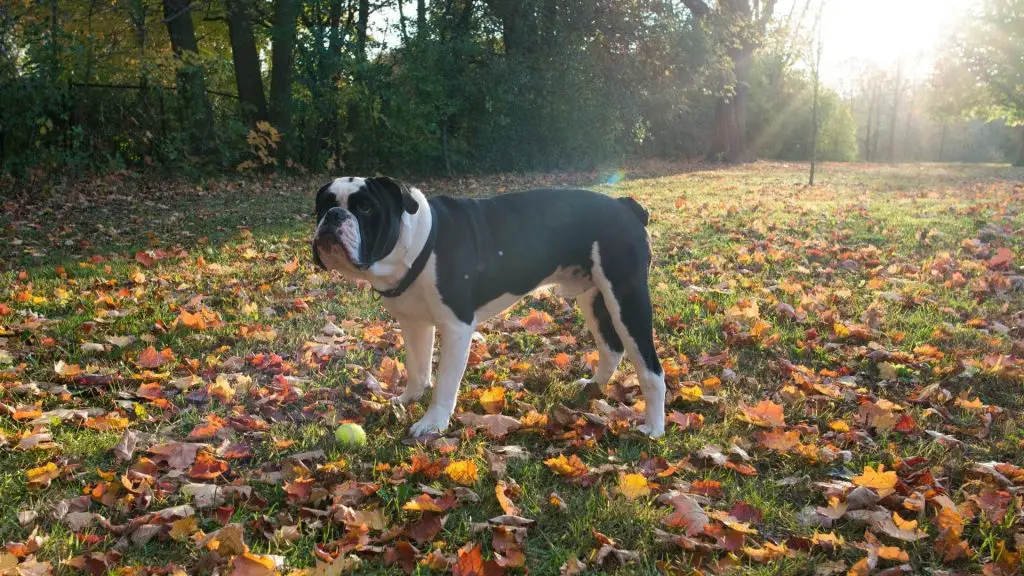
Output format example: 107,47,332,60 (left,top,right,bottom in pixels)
169,516,198,541
84,414,130,431
677,384,703,402
877,544,909,562
544,454,589,478
208,375,236,402
833,322,850,338
852,464,898,492
26,462,60,489
891,512,918,532
810,531,845,550
828,420,850,432
283,257,299,273
479,386,506,414
618,473,651,500
444,460,479,486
